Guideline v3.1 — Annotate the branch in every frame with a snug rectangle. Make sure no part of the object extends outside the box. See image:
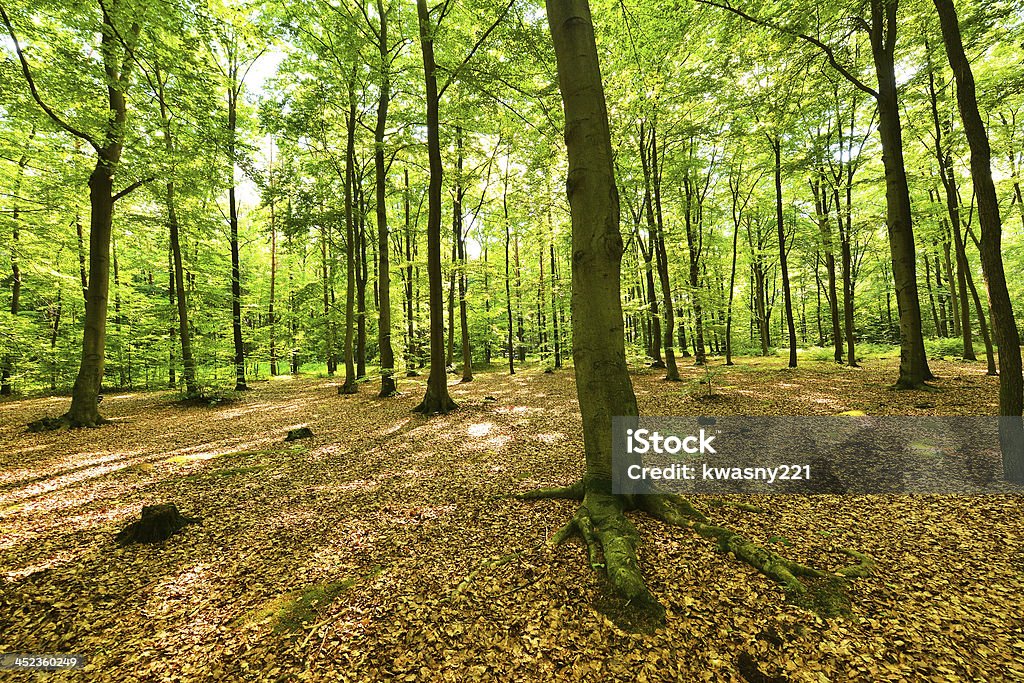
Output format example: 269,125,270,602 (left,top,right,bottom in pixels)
112,177,156,203
0,3,100,150
437,0,515,99
694,0,879,100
